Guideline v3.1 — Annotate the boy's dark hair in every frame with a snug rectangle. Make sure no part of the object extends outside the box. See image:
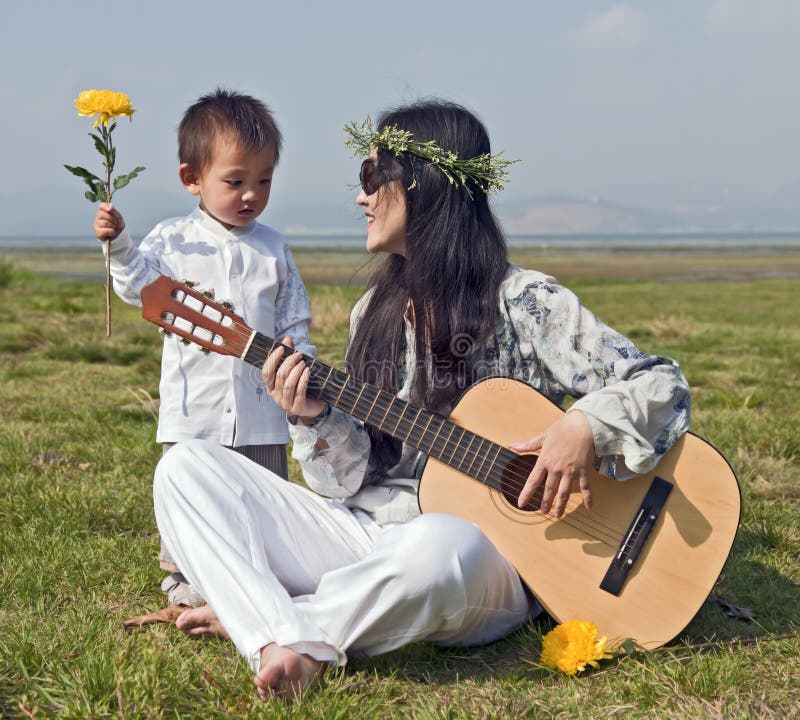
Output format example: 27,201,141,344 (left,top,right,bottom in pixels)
178,88,283,170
